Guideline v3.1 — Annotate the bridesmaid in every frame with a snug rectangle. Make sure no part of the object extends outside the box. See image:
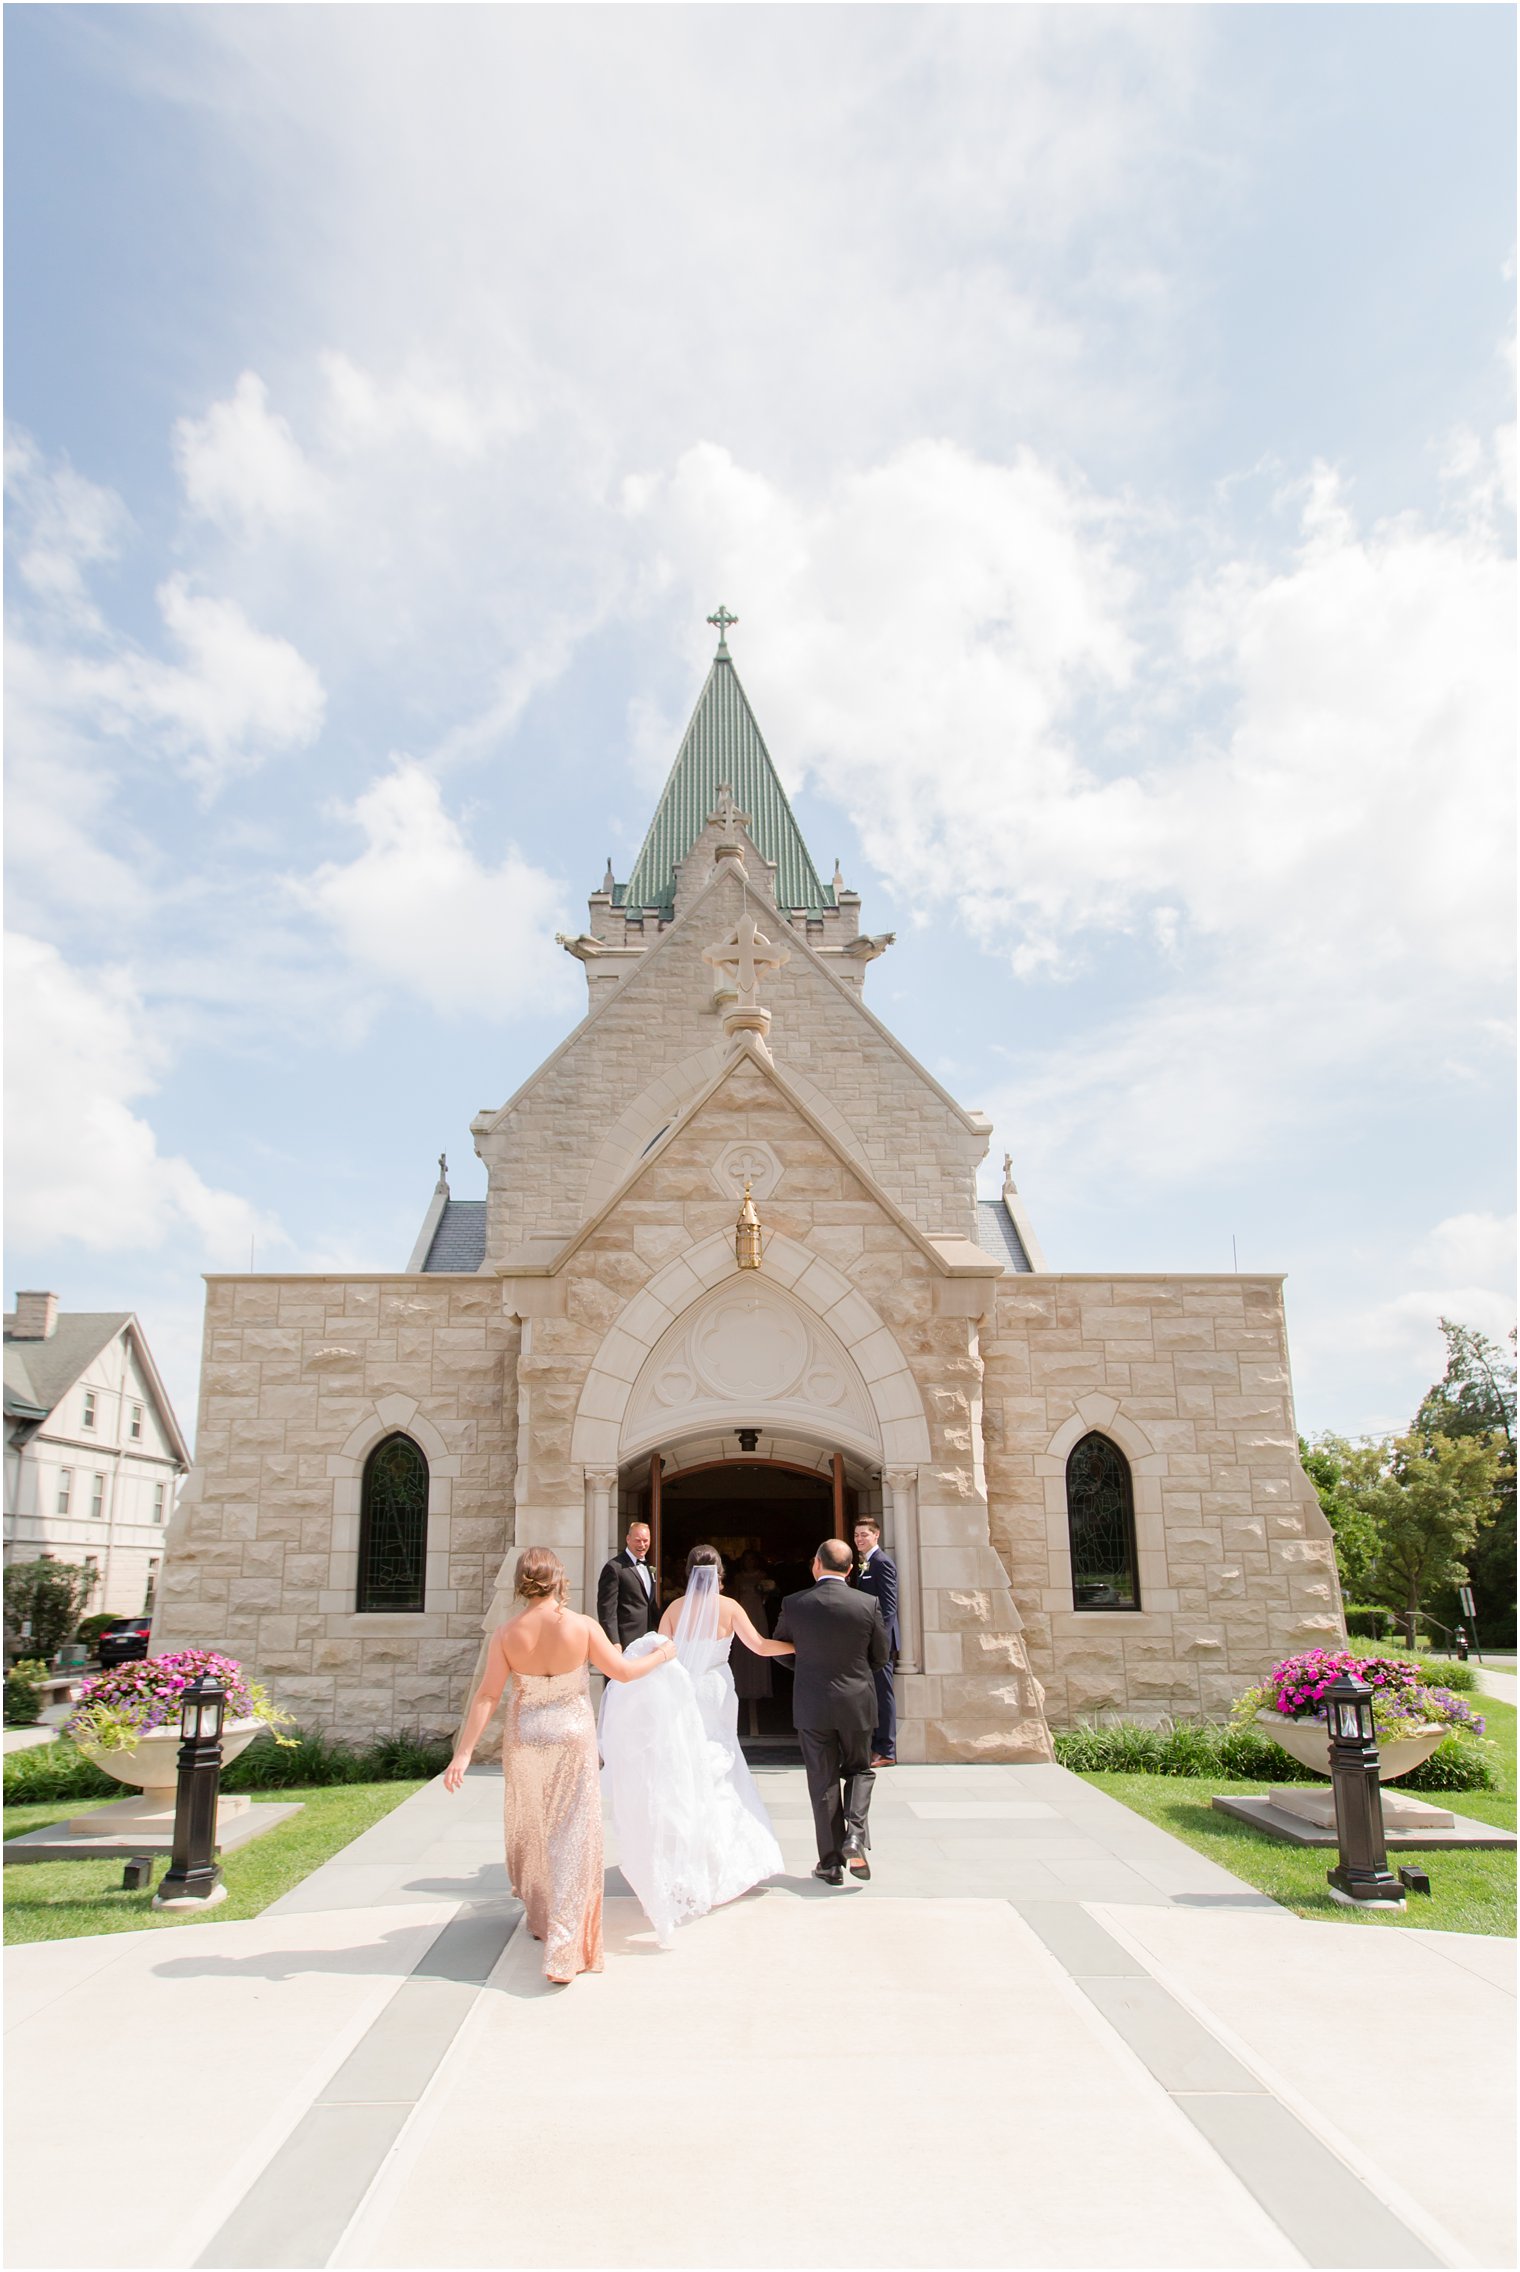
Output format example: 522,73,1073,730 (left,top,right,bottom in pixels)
445,1545,675,1984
